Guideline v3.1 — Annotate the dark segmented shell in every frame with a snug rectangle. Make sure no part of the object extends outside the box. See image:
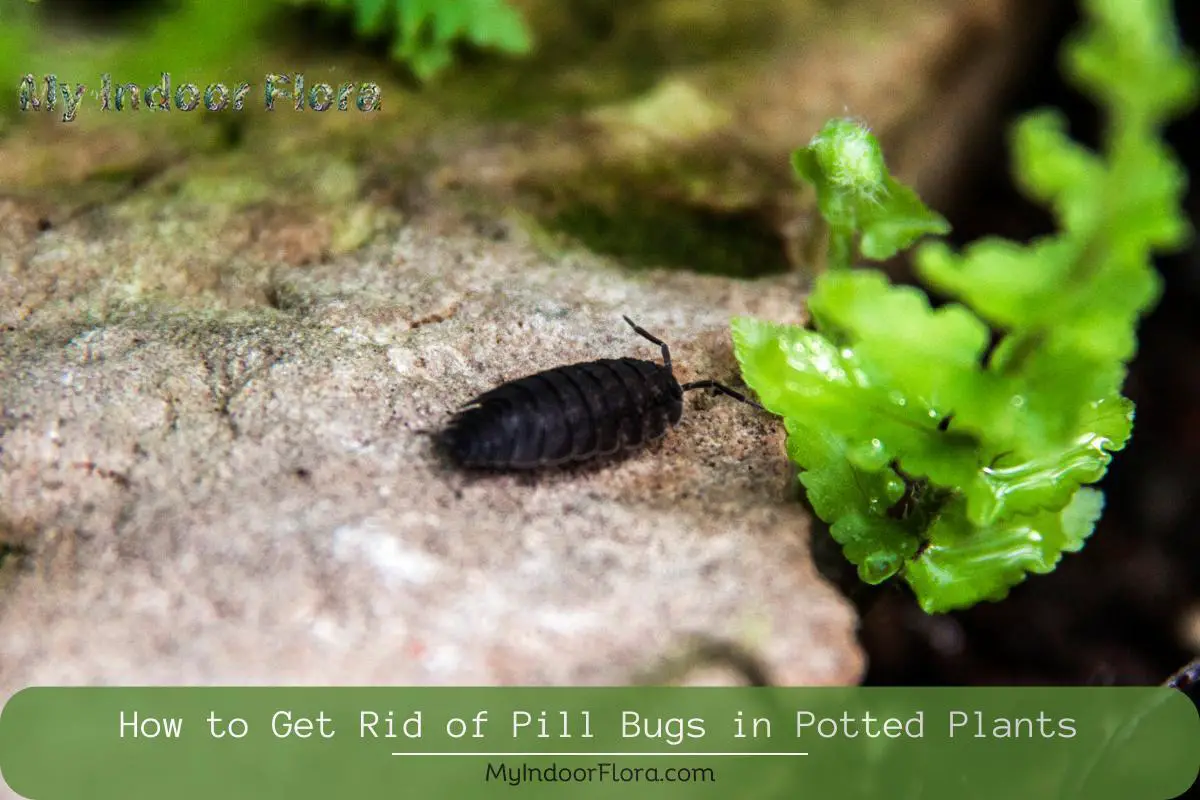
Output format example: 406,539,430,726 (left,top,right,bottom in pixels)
439,357,684,469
